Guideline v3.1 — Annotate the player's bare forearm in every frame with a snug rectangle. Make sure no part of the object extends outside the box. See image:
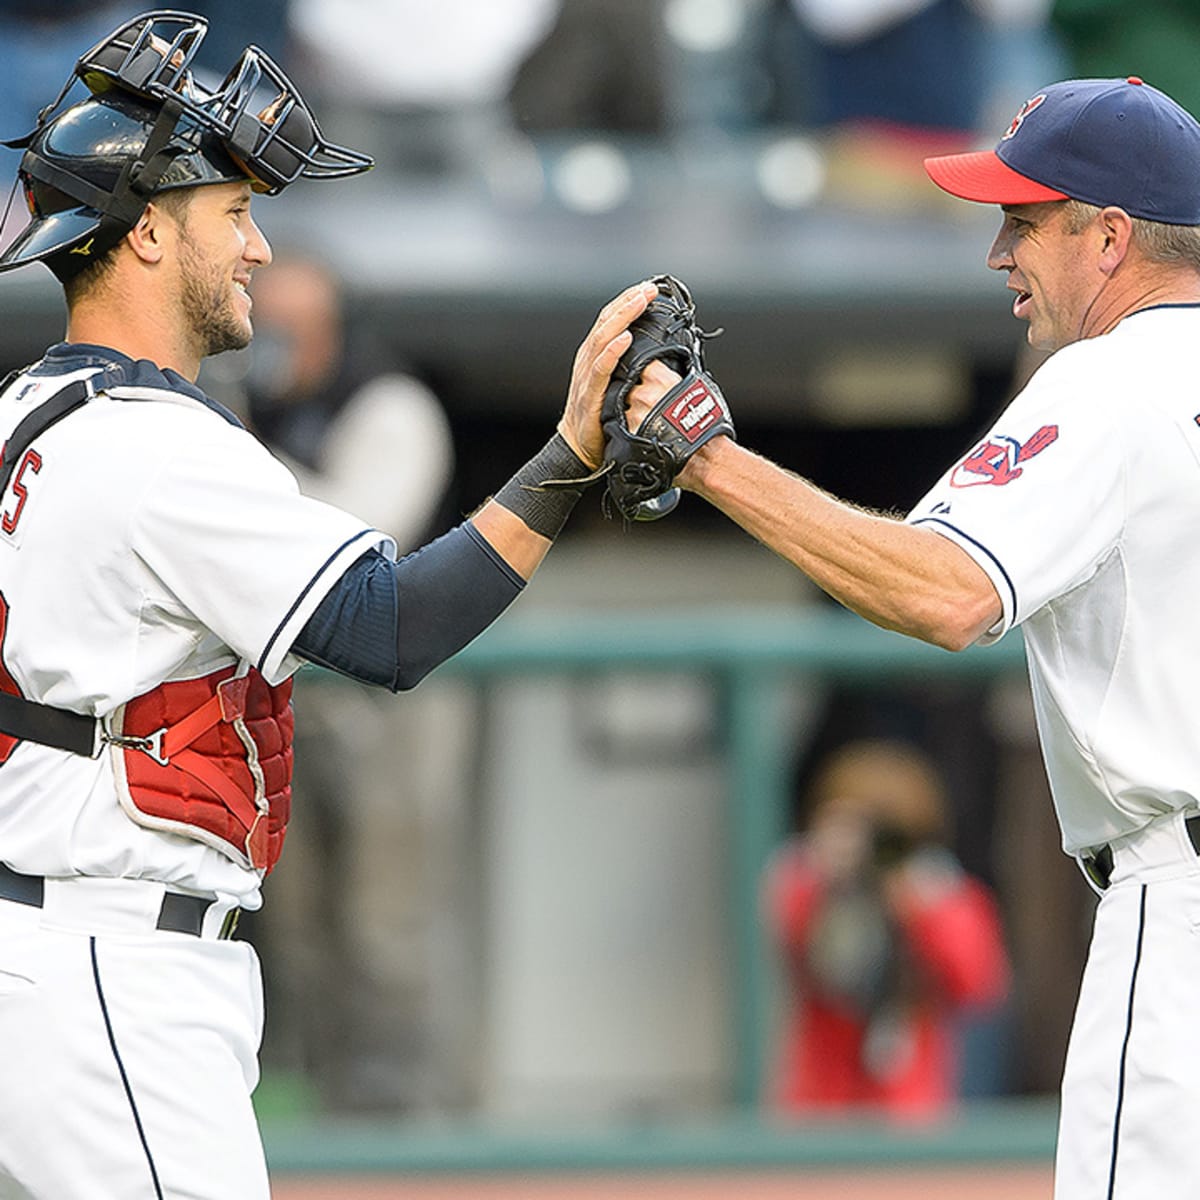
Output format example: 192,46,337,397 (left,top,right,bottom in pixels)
469,500,552,580
680,438,1002,650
